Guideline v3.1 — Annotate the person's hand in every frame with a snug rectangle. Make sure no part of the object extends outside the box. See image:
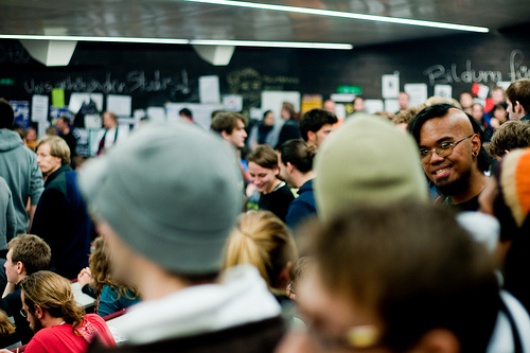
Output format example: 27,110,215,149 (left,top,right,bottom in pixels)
77,267,92,287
